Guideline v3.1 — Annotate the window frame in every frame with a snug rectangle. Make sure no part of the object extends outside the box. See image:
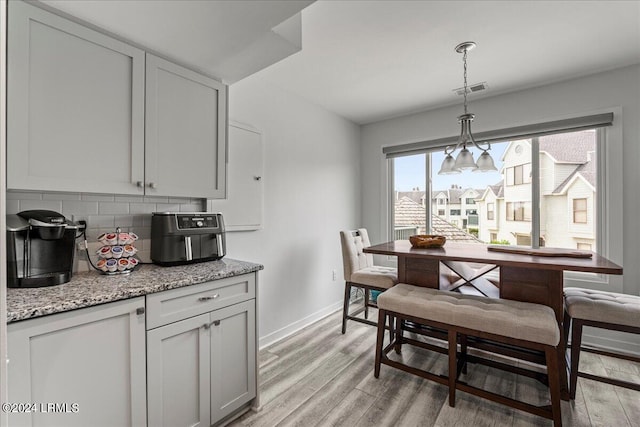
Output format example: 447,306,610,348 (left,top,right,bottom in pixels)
385,116,620,291
507,163,532,186
573,198,588,224
487,203,495,220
